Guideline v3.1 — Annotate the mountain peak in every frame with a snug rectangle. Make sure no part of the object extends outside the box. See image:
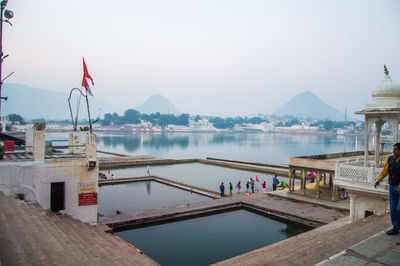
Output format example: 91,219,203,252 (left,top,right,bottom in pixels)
136,94,180,115
273,91,345,120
